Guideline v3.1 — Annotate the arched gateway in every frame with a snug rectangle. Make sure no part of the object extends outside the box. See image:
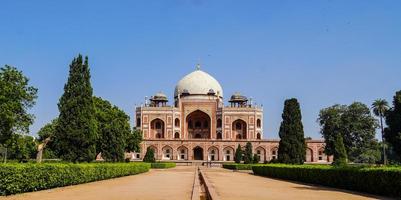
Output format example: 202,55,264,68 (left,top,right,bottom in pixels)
193,147,204,160
187,110,211,139
133,67,330,163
